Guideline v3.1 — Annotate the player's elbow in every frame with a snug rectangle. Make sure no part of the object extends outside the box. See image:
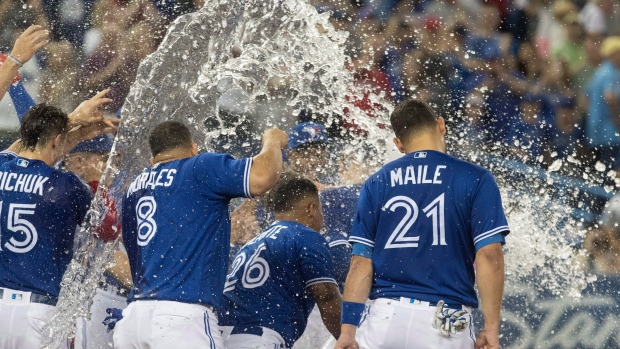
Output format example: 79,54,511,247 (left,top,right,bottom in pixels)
476,243,504,271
